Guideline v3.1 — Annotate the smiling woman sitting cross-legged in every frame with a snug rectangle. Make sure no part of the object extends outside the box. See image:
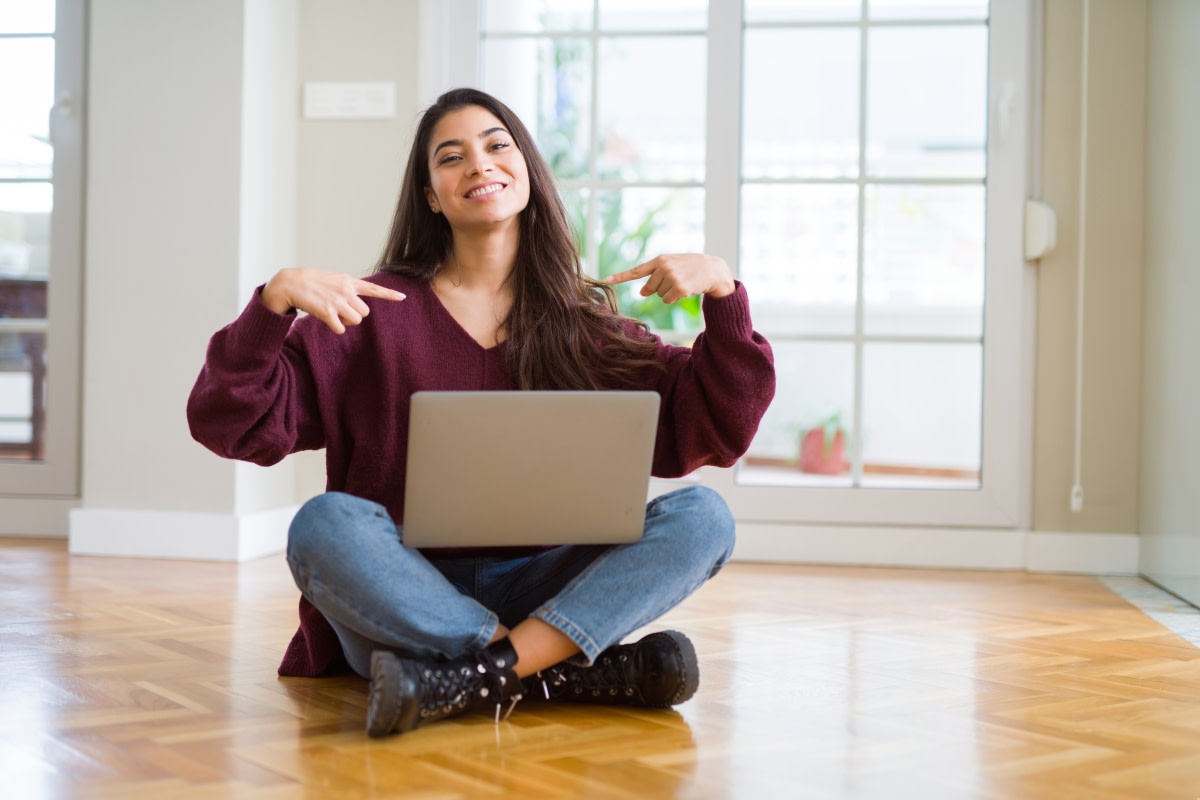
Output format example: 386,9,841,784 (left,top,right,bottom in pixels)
186,87,776,738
